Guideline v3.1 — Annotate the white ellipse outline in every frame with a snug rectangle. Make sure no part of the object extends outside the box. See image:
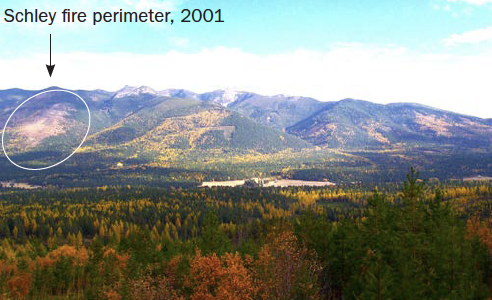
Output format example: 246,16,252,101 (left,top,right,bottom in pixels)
1,89,91,171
